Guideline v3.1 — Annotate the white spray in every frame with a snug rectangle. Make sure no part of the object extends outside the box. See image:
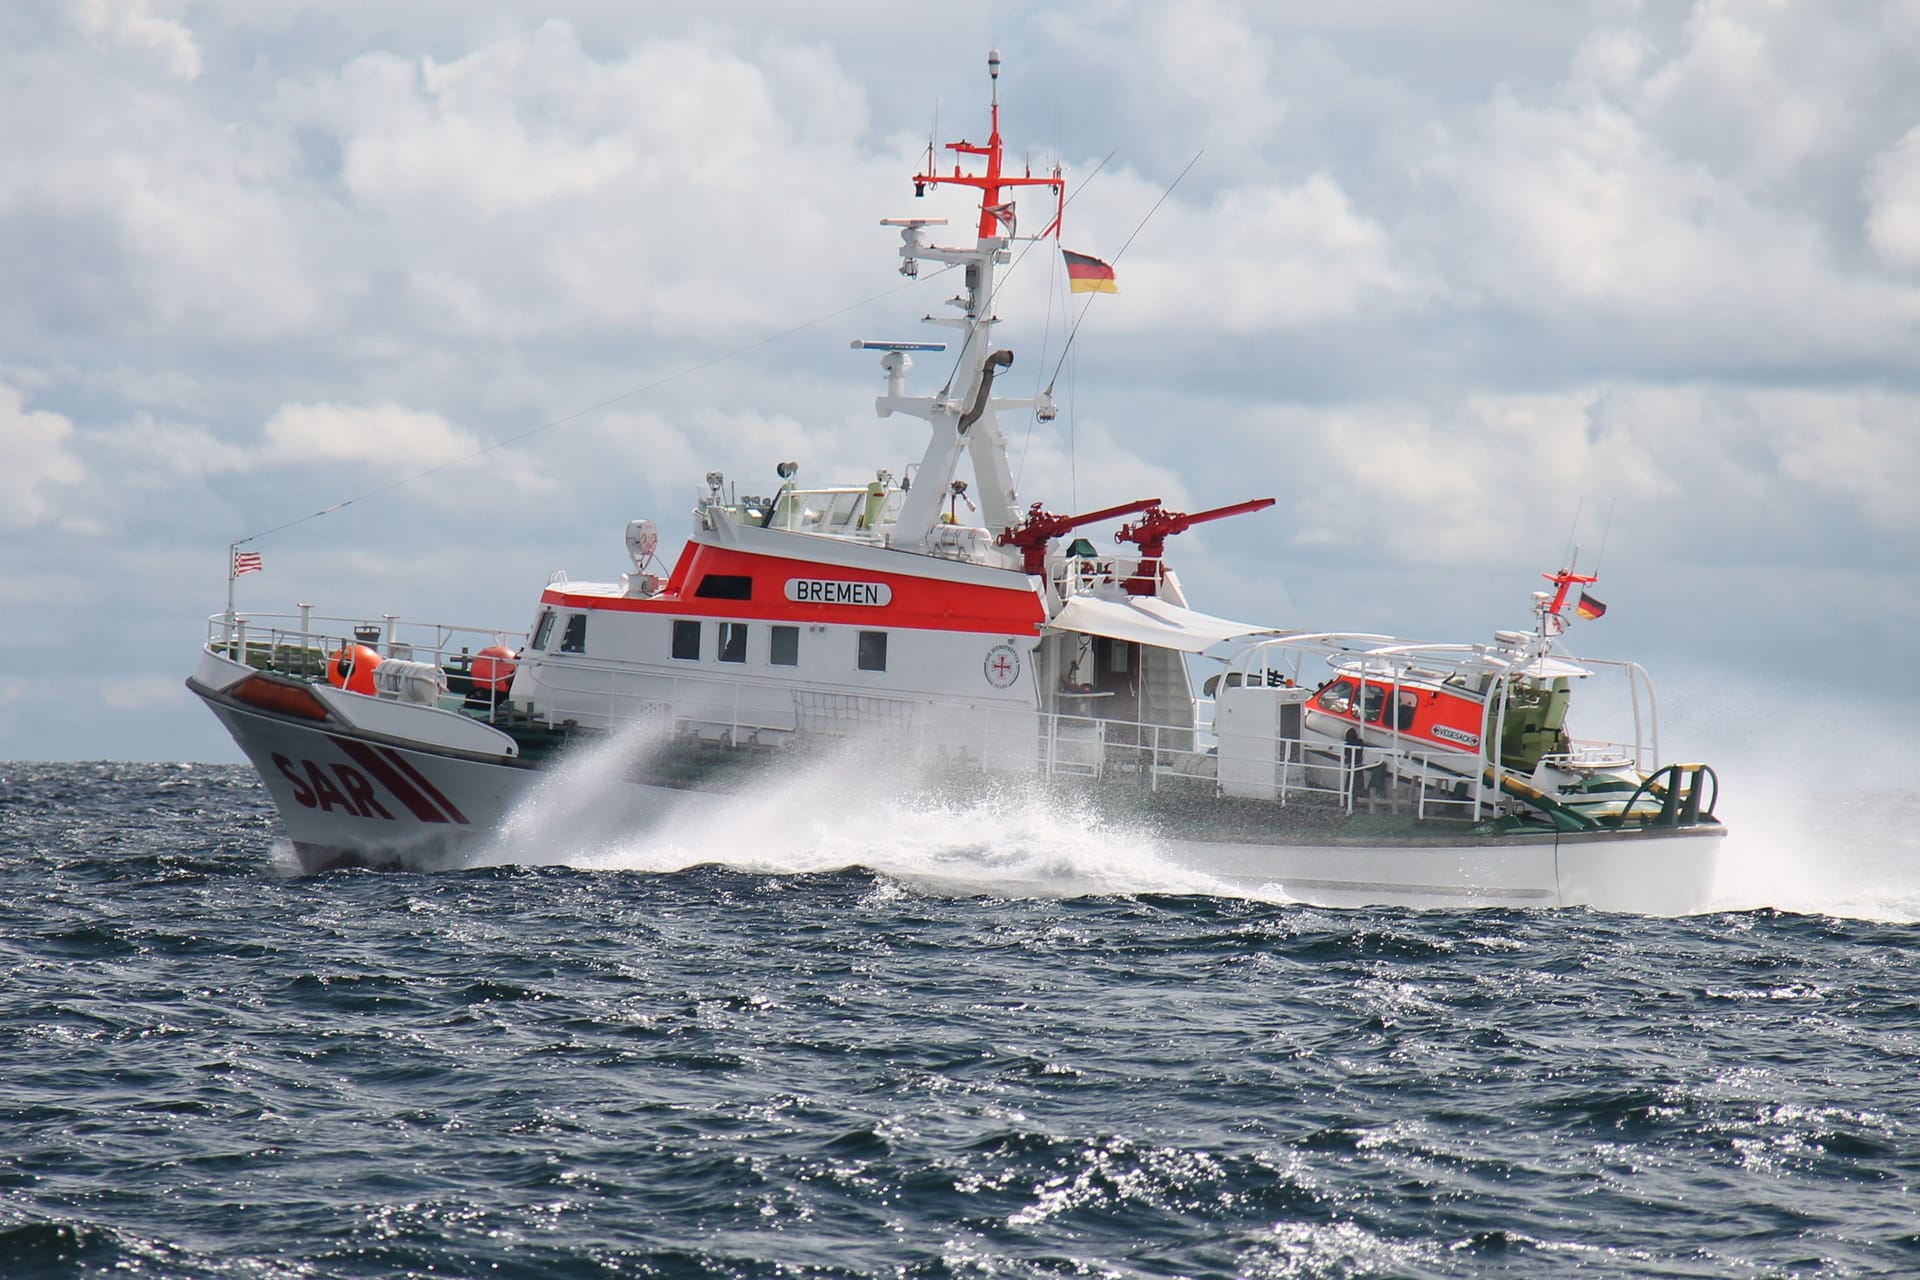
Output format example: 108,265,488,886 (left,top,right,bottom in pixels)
469,718,1249,899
